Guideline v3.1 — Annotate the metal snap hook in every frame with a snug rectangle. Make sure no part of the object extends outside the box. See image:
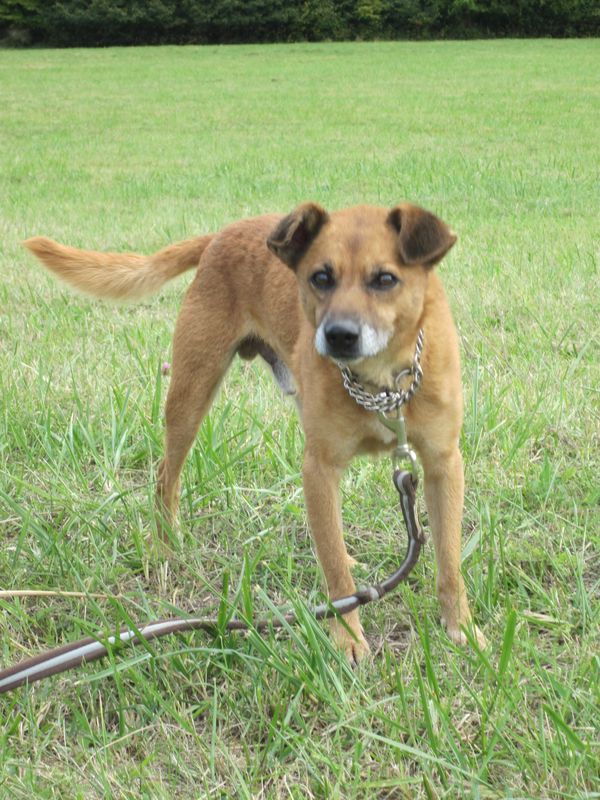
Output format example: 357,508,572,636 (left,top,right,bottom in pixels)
378,411,419,478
